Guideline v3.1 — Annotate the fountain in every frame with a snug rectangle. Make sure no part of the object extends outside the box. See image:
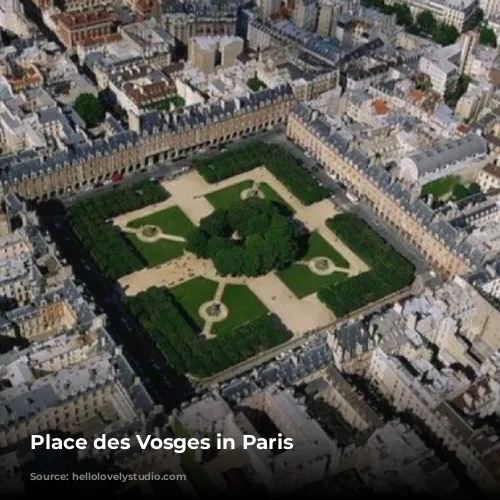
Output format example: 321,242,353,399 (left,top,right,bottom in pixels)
207,302,222,317
241,182,264,200
141,225,160,238
199,300,229,322
315,258,330,271
309,256,335,276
